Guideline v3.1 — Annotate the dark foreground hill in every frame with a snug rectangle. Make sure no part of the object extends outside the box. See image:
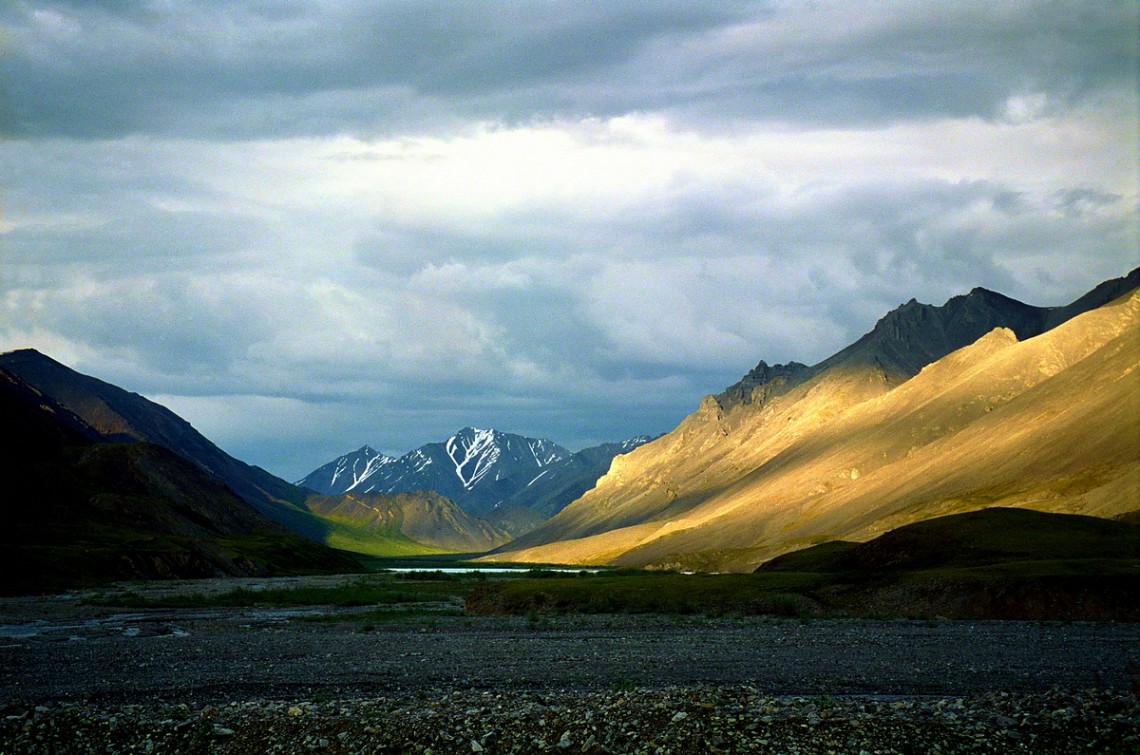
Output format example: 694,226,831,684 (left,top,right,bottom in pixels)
0,366,359,594
0,349,317,533
757,507,1140,621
